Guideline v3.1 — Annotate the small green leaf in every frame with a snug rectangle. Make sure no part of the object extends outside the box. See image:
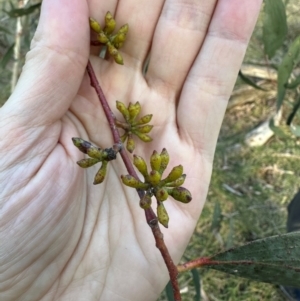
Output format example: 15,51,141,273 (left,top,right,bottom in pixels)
165,281,175,301
191,269,201,301
0,43,15,69
263,0,288,58
205,232,300,287
238,71,266,91
277,35,300,110
4,2,41,18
